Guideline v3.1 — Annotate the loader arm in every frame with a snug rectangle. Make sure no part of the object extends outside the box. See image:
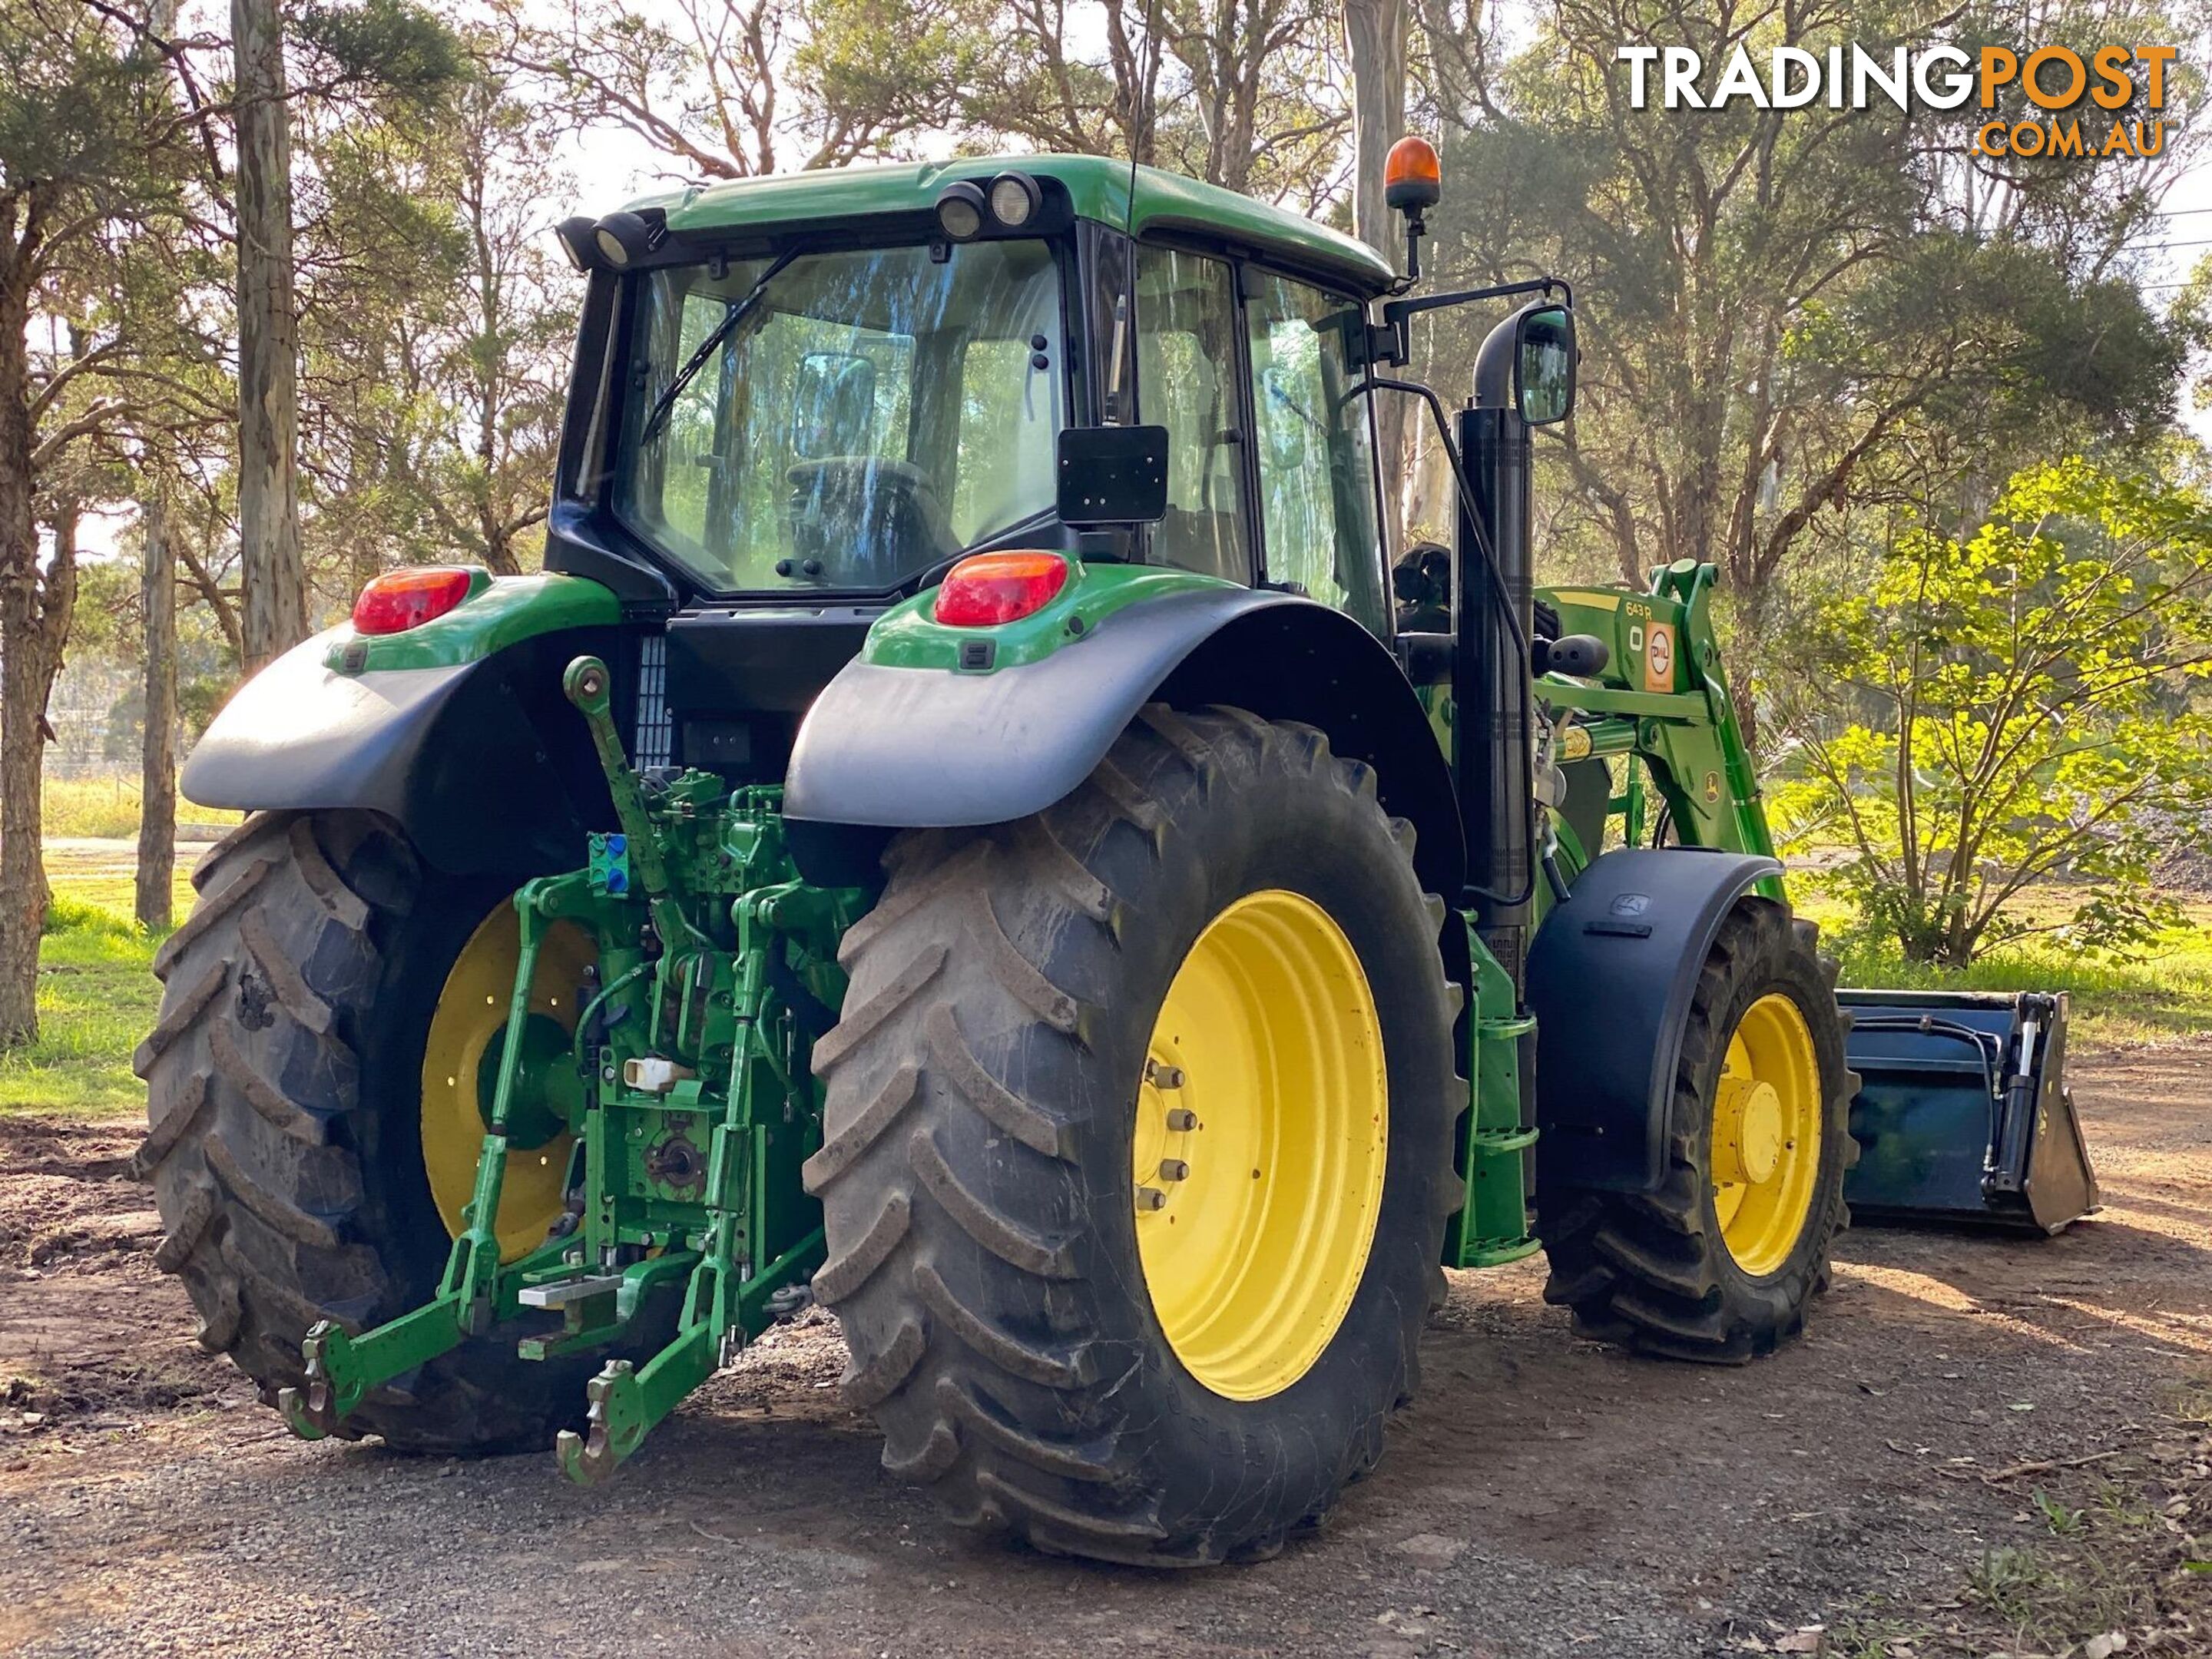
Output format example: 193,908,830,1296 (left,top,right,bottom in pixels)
1535,557,1779,886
